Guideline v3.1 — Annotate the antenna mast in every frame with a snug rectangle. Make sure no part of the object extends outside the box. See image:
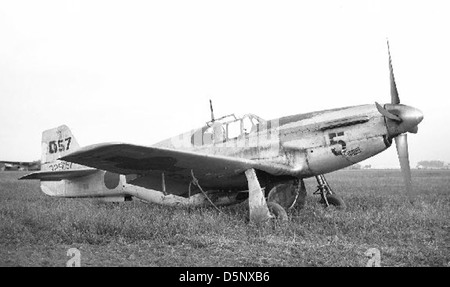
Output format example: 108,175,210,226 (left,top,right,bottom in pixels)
209,99,215,122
